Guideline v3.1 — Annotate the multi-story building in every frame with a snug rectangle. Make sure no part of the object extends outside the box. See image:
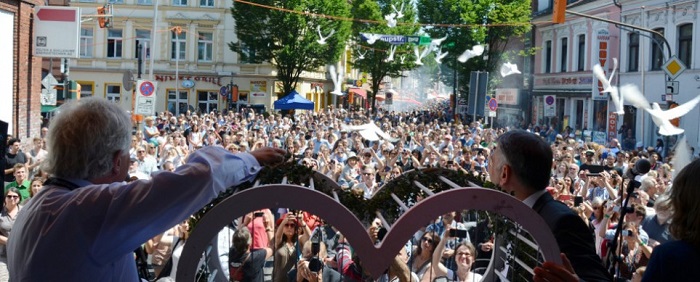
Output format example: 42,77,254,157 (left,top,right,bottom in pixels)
619,0,698,152
2,0,45,138
67,0,335,116
531,0,621,144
